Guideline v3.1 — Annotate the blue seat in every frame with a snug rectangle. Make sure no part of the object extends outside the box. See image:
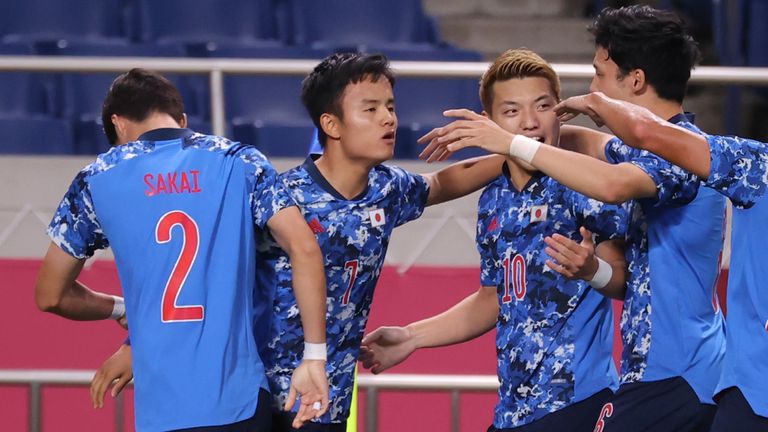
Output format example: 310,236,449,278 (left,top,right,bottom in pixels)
135,0,282,47
0,115,74,155
0,41,51,116
394,78,484,159
49,40,198,154
0,0,127,44
289,0,439,50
